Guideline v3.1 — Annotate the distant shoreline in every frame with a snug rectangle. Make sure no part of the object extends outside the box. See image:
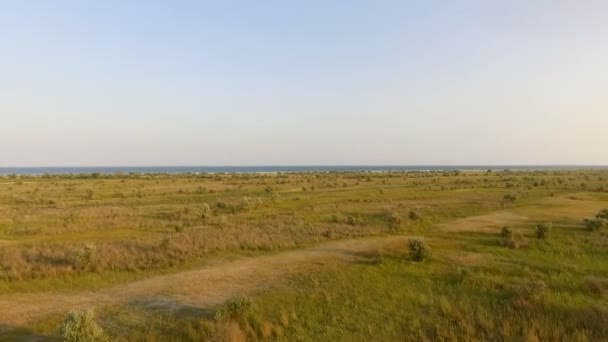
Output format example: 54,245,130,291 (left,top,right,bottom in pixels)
1,165,607,176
